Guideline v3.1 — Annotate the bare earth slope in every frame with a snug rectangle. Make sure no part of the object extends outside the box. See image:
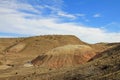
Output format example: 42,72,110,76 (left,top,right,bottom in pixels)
0,38,24,54
0,43,119,80
0,35,119,80
52,44,120,80
31,45,96,68
4,35,86,55
0,35,86,65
